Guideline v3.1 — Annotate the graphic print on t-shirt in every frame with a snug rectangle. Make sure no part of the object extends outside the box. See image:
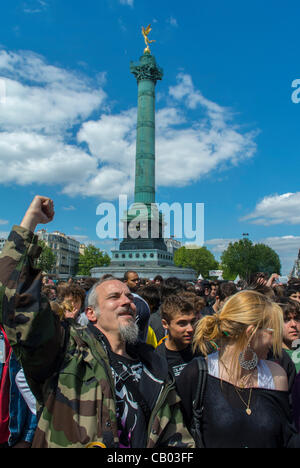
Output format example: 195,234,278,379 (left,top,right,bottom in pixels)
111,356,143,448
110,350,164,448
